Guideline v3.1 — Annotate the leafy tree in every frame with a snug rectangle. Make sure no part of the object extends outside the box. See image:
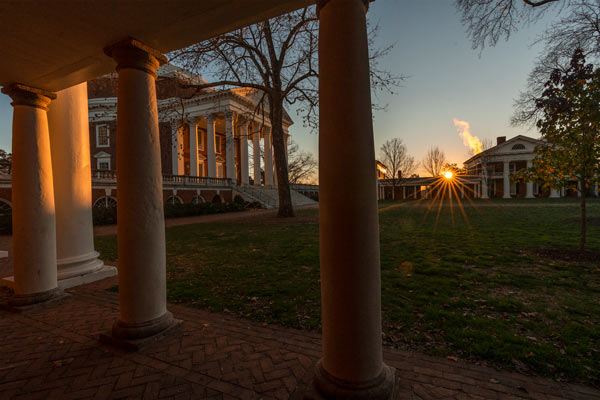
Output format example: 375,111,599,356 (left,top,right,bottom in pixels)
379,138,417,200
422,146,447,177
0,149,12,174
171,6,401,217
519,49,600,251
